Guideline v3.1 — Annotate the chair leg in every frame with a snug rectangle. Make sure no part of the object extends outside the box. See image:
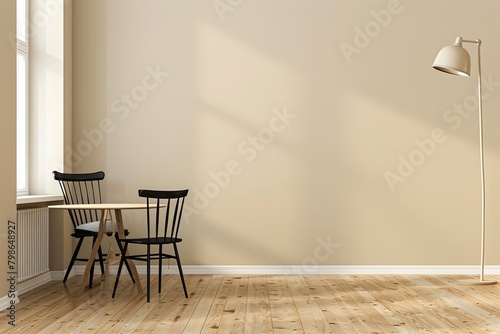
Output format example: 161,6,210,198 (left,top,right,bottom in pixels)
158,245,162,294
147,244,151,303
112,242,128,298
173,243,188,298
114,233,135,283
63,237,84,283
97,246,105,274
89,236,99,288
